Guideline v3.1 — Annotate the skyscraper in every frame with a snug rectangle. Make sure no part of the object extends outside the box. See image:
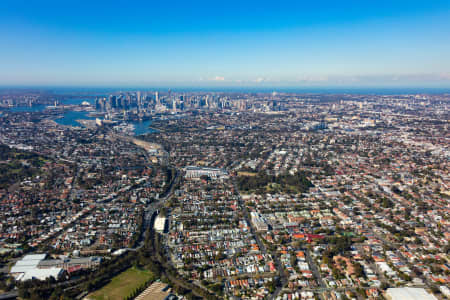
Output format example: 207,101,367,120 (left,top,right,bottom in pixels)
137,91,142,111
